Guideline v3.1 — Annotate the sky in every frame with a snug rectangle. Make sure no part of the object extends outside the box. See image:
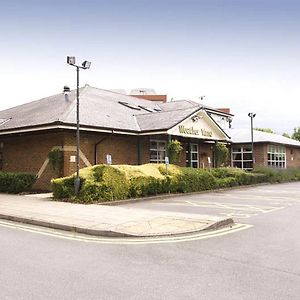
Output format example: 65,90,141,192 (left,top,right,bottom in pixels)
0,0,299,134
